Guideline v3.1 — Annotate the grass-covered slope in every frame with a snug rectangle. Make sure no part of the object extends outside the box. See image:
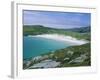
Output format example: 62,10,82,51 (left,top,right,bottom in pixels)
50,43,91,67
23,25,90,40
